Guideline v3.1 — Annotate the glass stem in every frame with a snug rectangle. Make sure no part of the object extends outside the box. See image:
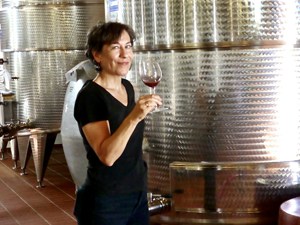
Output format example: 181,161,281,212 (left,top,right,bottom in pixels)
151,87,158,110
152,87,156,95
